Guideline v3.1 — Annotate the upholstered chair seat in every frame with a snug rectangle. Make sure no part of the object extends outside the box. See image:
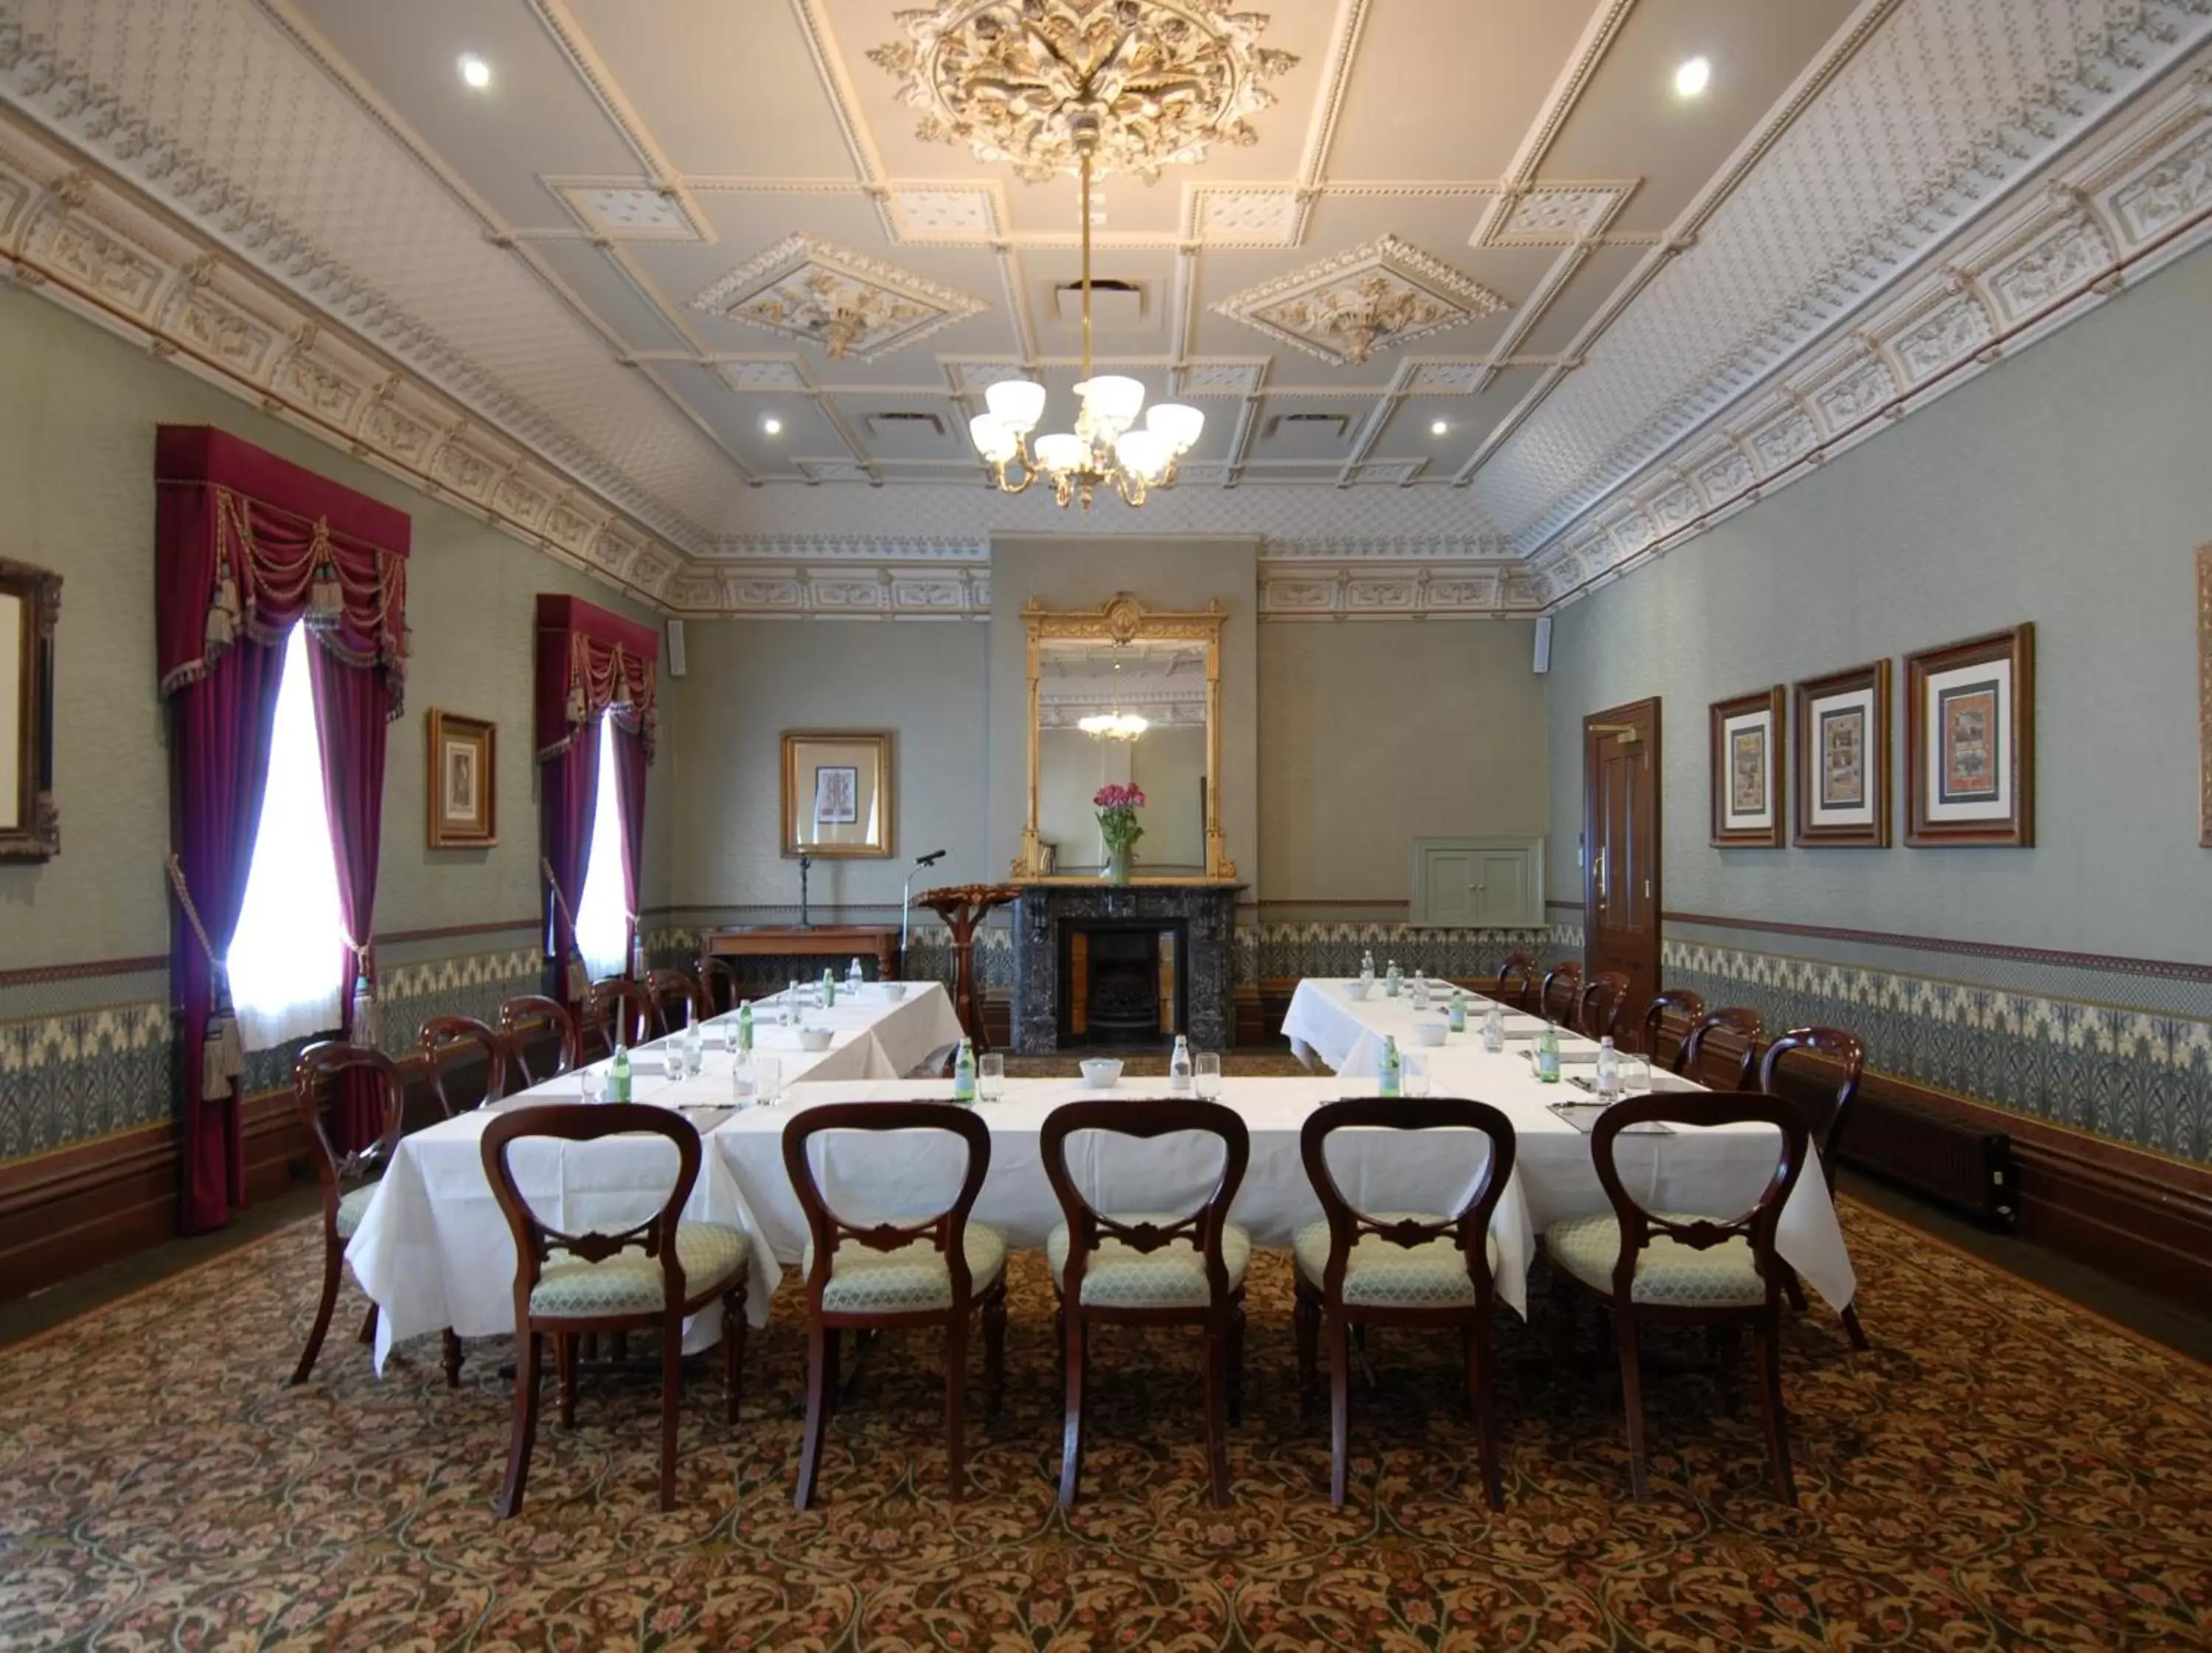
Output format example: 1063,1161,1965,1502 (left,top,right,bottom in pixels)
529,1222,751,1318
334,1183,380,1241
1047,1214,1252,1309
800,1223,1007,1314
1292,1212,1498,1308
1545,1211,1766,1306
